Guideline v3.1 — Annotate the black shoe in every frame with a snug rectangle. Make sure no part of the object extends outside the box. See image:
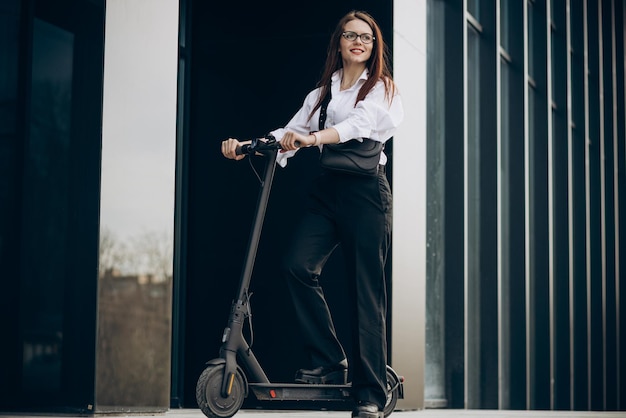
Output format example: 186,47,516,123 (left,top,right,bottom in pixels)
294,359,348,384
351,401,383,418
